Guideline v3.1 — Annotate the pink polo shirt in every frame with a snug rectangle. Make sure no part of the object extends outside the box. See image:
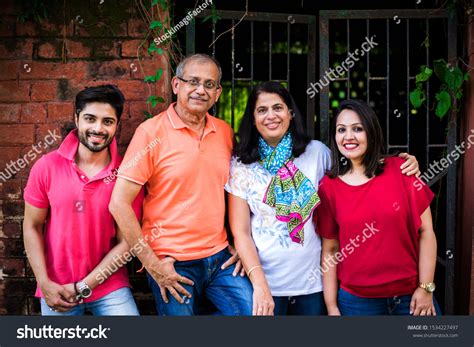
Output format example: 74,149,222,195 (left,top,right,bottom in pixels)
24,129,143,302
